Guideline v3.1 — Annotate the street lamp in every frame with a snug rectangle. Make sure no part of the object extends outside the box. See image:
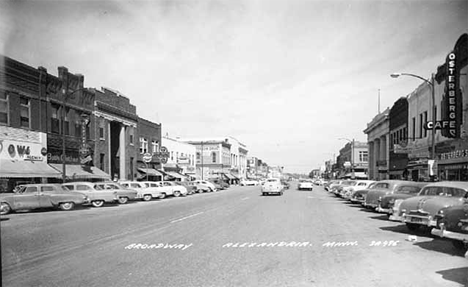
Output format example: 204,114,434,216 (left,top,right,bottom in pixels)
391,72,436,179
338,138,355,179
